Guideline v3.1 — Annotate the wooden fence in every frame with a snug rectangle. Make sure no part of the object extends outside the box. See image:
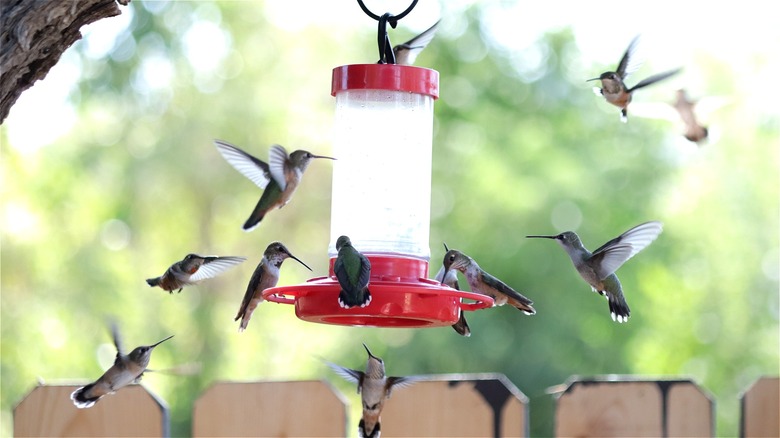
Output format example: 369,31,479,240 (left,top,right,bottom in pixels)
13,375,778,437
